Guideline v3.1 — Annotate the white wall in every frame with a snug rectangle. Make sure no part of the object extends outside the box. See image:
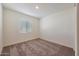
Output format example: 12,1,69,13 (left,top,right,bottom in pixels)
3,8,40,46
40,7,76,50
0,4,3,54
